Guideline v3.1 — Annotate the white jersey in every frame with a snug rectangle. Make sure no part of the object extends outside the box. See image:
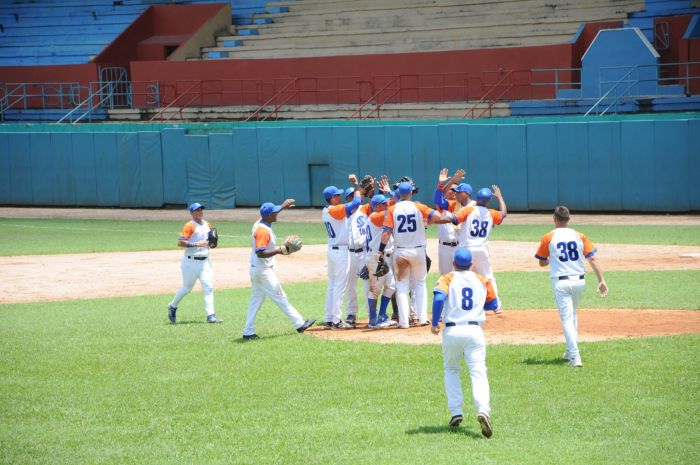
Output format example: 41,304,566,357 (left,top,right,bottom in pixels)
250,220,276,268
536,227,597,279
454,205,504,248
179,219,212,258
434,270,496,325
437,200,475,243
384,200,434,249
322,204,350,247
347,205,369,250
366,211,393,254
